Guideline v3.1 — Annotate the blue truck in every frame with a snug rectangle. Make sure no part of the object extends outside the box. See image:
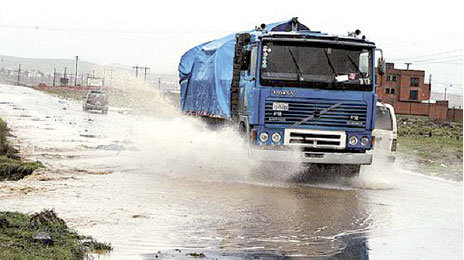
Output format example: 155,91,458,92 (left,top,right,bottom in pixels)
179,18,385,176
